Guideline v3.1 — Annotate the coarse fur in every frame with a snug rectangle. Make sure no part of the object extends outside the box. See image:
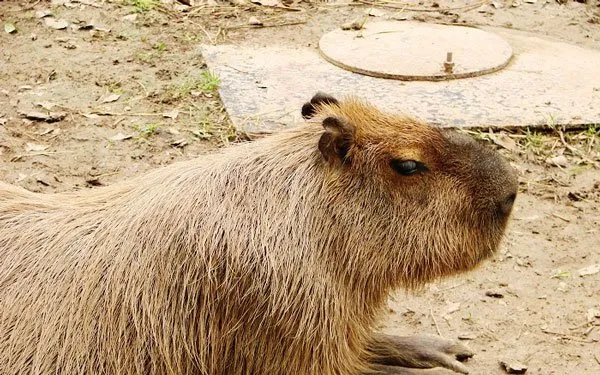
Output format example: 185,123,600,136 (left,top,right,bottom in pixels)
0,95,517,375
